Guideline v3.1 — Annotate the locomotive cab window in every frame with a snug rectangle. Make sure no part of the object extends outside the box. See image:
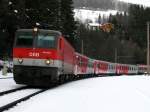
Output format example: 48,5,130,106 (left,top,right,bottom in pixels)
15,33,33,47
37,35,56,48
15,30,58,48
